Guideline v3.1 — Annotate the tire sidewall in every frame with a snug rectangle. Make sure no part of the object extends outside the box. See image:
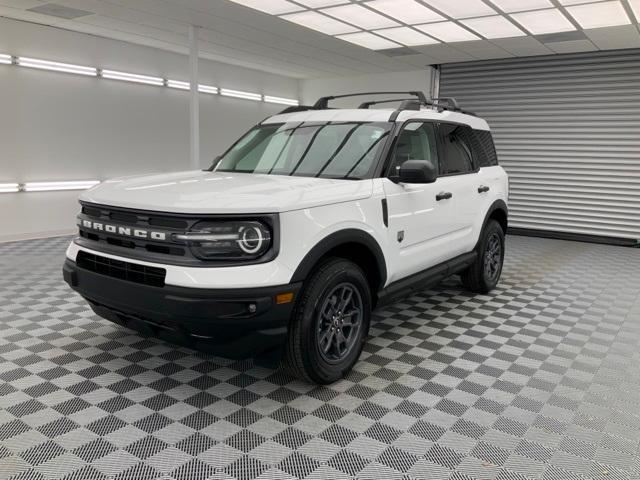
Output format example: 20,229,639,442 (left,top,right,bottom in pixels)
298,261,371,383
480,221,505,290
